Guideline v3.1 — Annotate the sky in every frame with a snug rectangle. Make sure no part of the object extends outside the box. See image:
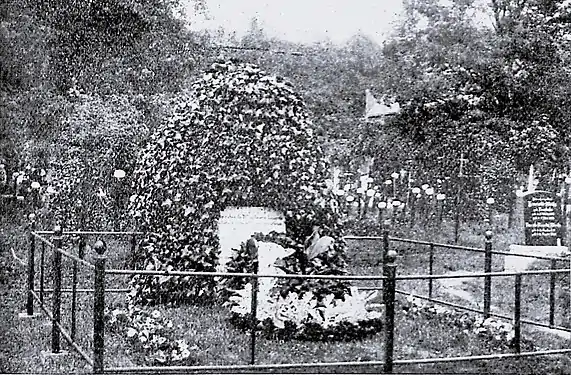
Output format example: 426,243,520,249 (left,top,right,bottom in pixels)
180,0,405,45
